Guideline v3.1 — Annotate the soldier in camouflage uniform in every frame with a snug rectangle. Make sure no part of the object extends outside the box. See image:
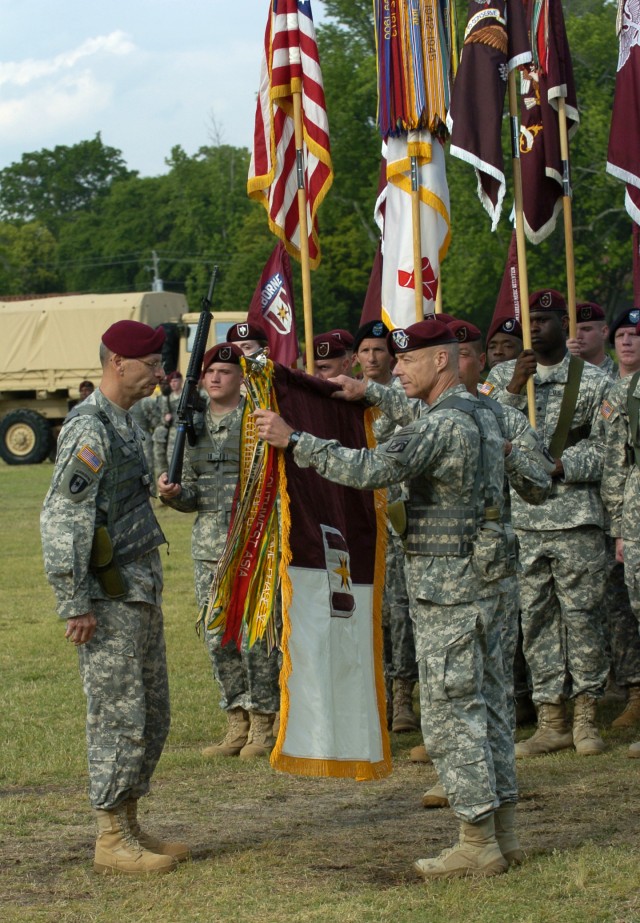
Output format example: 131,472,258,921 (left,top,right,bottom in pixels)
153,371,183,476
130,392,162,494
601,309,640,736
353,319,419,734
158,343,280,759
40,320,189,876
484,290,611,758
255,319,522,880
